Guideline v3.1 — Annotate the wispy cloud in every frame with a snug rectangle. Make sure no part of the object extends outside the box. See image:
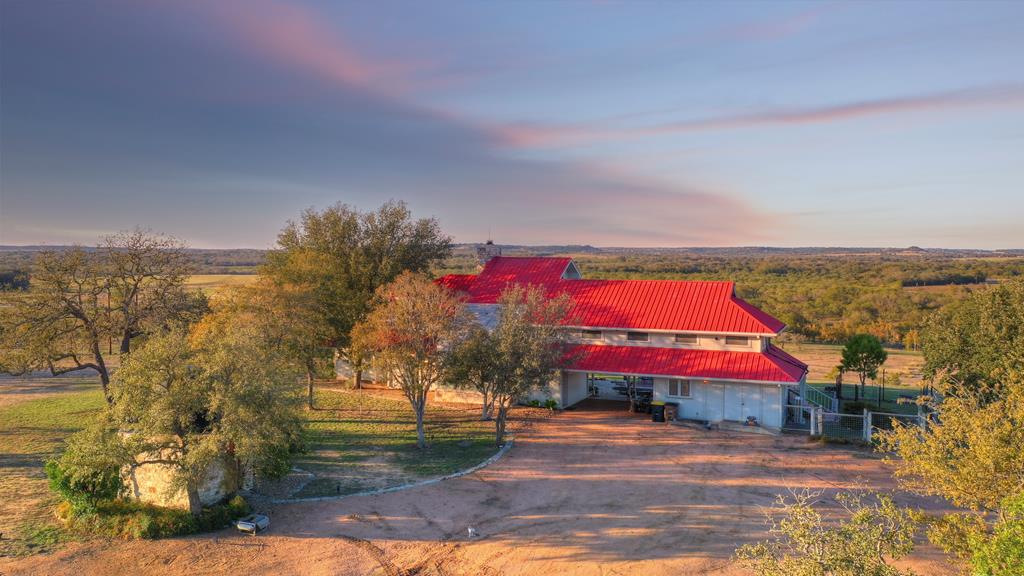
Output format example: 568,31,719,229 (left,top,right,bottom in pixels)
0,0,781,248
492,84,1024,148
198,0,429,97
